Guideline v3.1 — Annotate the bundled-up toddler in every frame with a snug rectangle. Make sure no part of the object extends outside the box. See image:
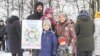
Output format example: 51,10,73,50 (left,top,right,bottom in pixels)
57,36,71,56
